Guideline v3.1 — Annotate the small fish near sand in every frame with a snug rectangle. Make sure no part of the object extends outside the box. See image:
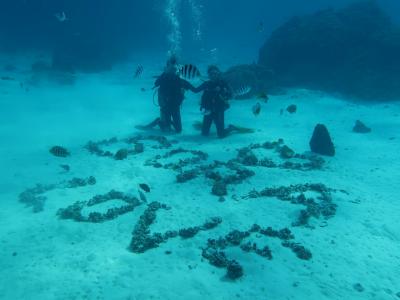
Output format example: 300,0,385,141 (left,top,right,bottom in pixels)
256,92,269,102
49,146,70,158
252,102,262,116
134,65,144,78
257,21,265,33
139,183,151,193
60,164,70,172
179,64,201,80
1,76,15,81
286,104,297,114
